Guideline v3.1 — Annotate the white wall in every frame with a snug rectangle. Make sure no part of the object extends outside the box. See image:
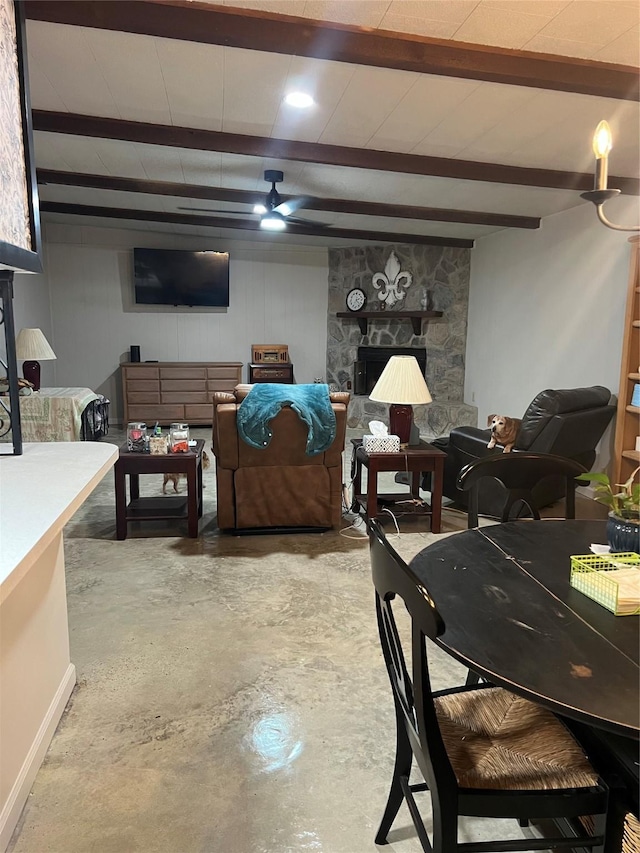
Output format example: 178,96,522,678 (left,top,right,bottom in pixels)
38,224,329,422
465,196,639,470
